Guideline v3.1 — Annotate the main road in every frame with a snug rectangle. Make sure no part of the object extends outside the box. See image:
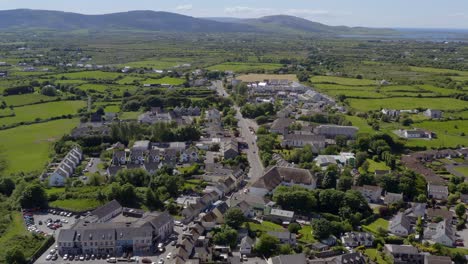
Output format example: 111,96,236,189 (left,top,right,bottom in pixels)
212,81,264,183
